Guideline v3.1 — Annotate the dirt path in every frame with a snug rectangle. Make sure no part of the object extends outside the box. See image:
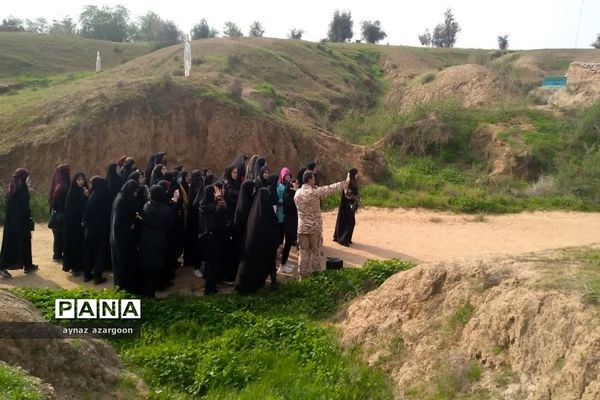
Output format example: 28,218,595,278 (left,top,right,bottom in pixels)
1,208,598,295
